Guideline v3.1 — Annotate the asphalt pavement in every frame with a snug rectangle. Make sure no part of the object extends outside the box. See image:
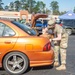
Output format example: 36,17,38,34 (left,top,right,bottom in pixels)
0,35,75,75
